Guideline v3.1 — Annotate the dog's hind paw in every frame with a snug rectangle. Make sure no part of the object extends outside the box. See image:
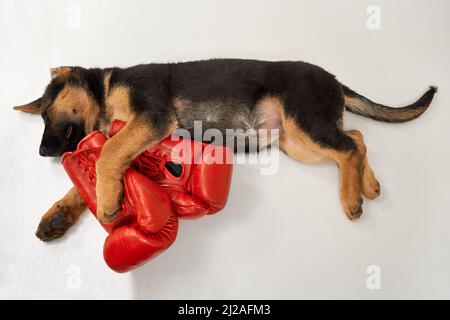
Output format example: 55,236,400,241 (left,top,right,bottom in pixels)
343,197,364,221
362,168,381,200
